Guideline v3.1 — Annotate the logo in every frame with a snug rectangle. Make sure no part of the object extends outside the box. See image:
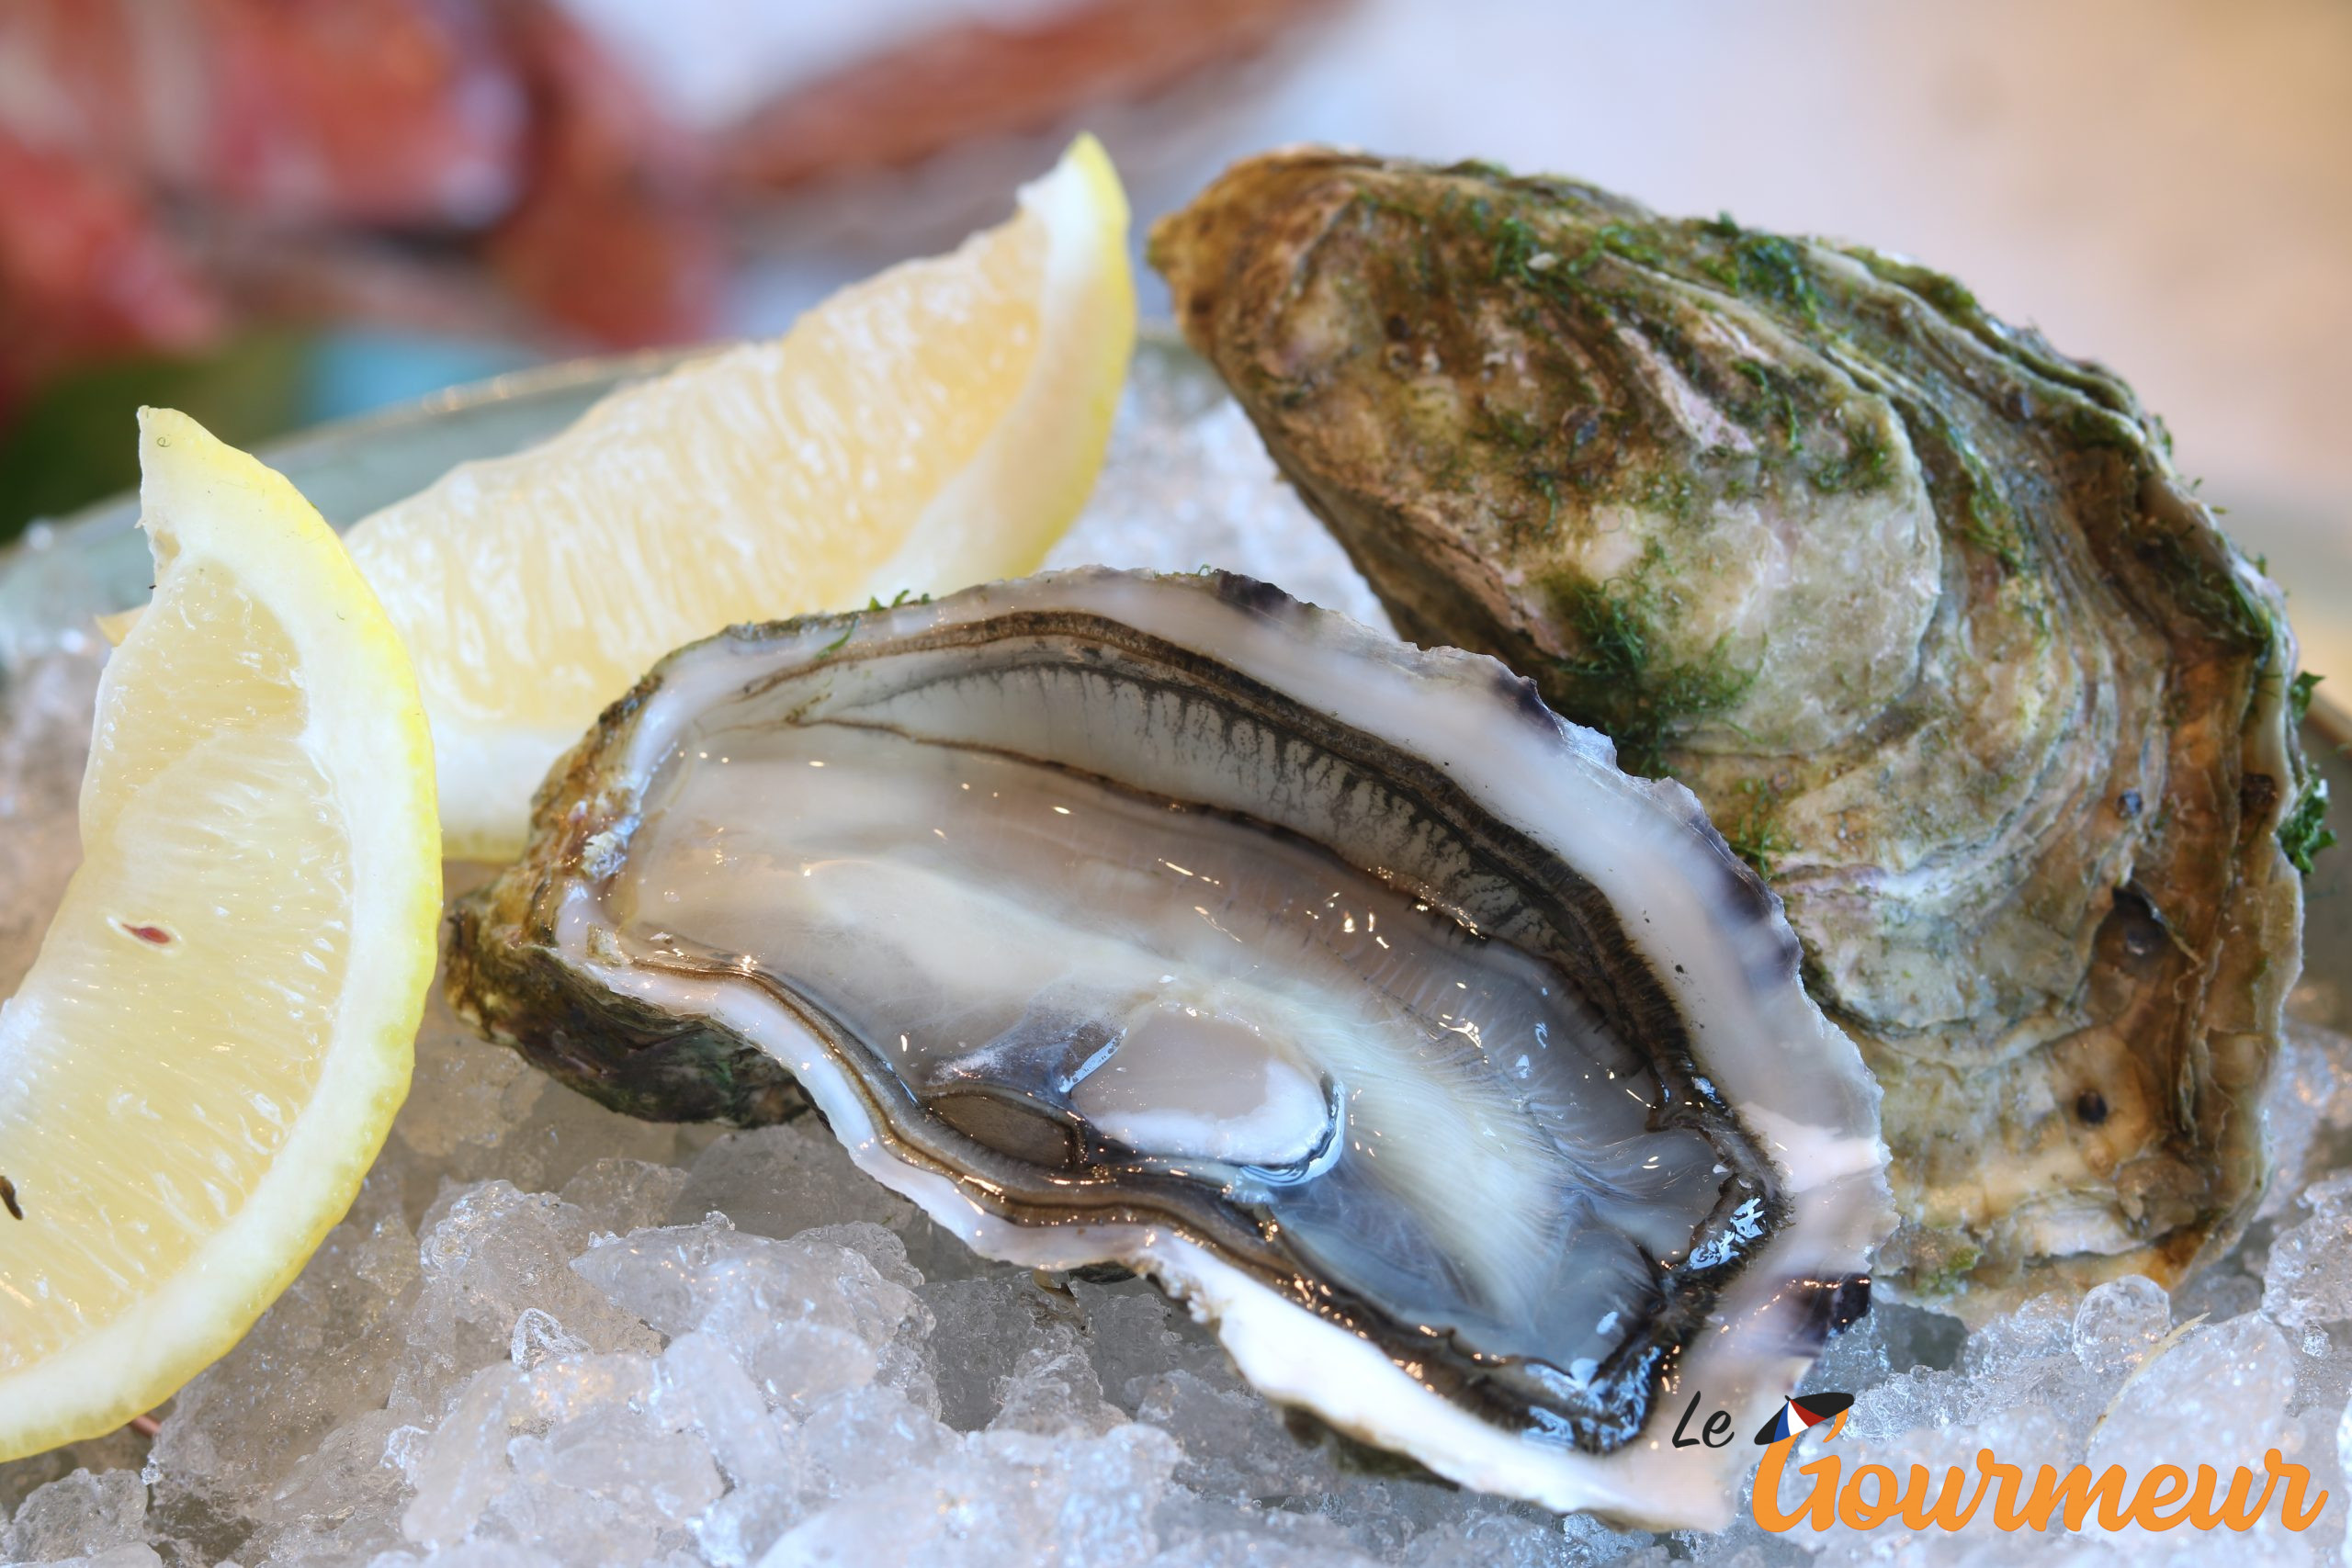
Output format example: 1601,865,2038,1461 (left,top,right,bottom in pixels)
1750,1391,2329,1535
1753,1391,1852,1446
